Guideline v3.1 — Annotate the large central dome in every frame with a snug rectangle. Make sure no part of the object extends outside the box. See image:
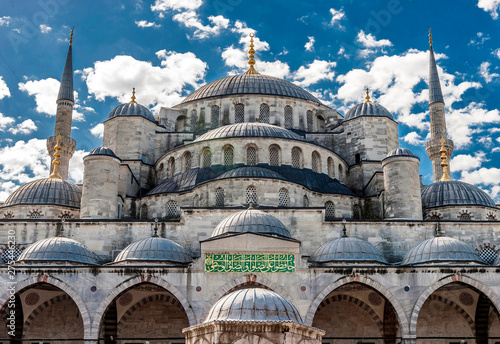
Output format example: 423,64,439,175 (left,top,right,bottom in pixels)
181,74,321,104
193,123,305,142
